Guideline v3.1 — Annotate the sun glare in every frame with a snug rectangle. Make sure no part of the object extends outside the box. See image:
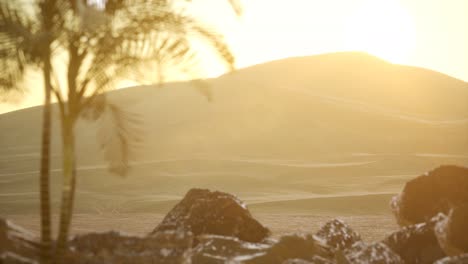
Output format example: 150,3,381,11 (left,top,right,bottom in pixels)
344,0,416,64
